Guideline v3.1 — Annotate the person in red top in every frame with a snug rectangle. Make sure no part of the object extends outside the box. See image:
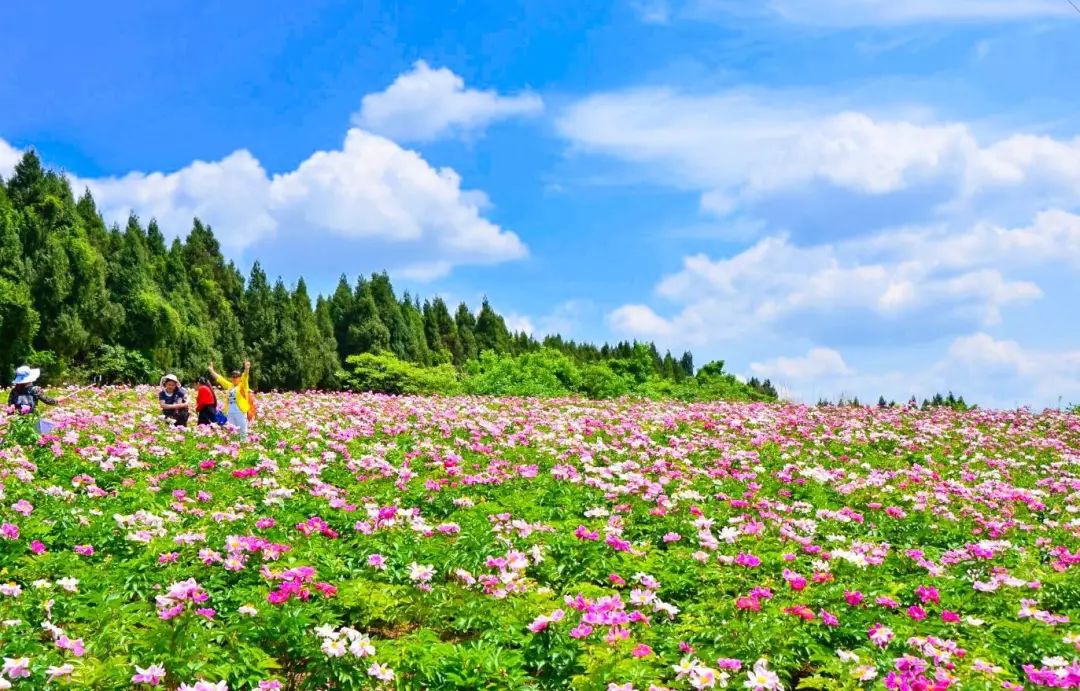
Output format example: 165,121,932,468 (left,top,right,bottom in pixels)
194,376,219,426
